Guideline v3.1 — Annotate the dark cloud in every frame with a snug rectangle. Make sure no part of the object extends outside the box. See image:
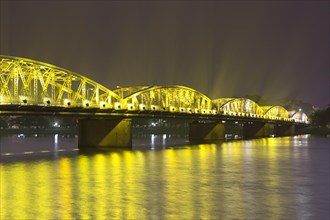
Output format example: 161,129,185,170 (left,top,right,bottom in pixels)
1,1,329,107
